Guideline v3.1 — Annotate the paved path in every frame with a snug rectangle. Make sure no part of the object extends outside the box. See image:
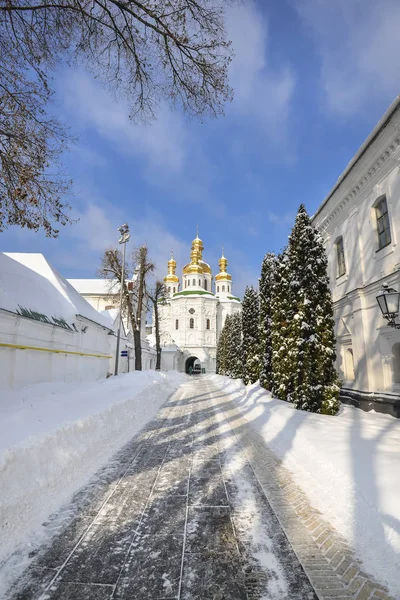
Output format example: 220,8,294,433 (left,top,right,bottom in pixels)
7,378,394,600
